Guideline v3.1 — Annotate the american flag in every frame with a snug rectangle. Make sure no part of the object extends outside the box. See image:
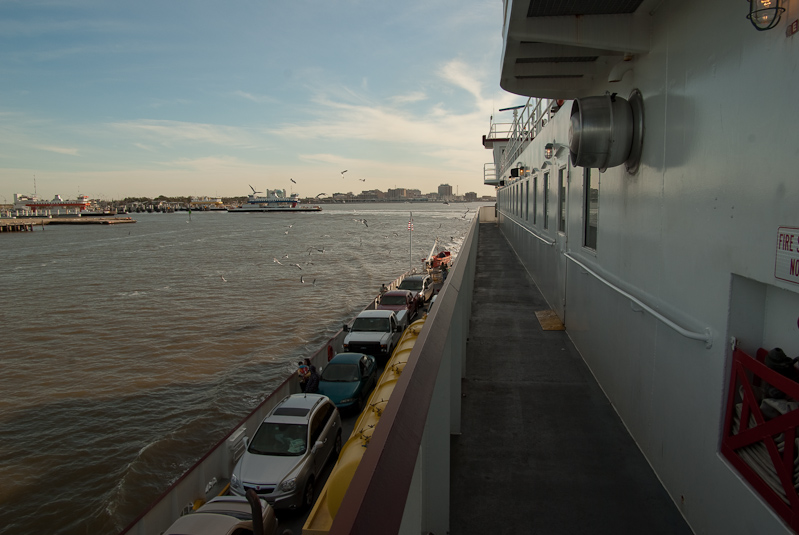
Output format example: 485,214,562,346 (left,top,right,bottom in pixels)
408,219,414,231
